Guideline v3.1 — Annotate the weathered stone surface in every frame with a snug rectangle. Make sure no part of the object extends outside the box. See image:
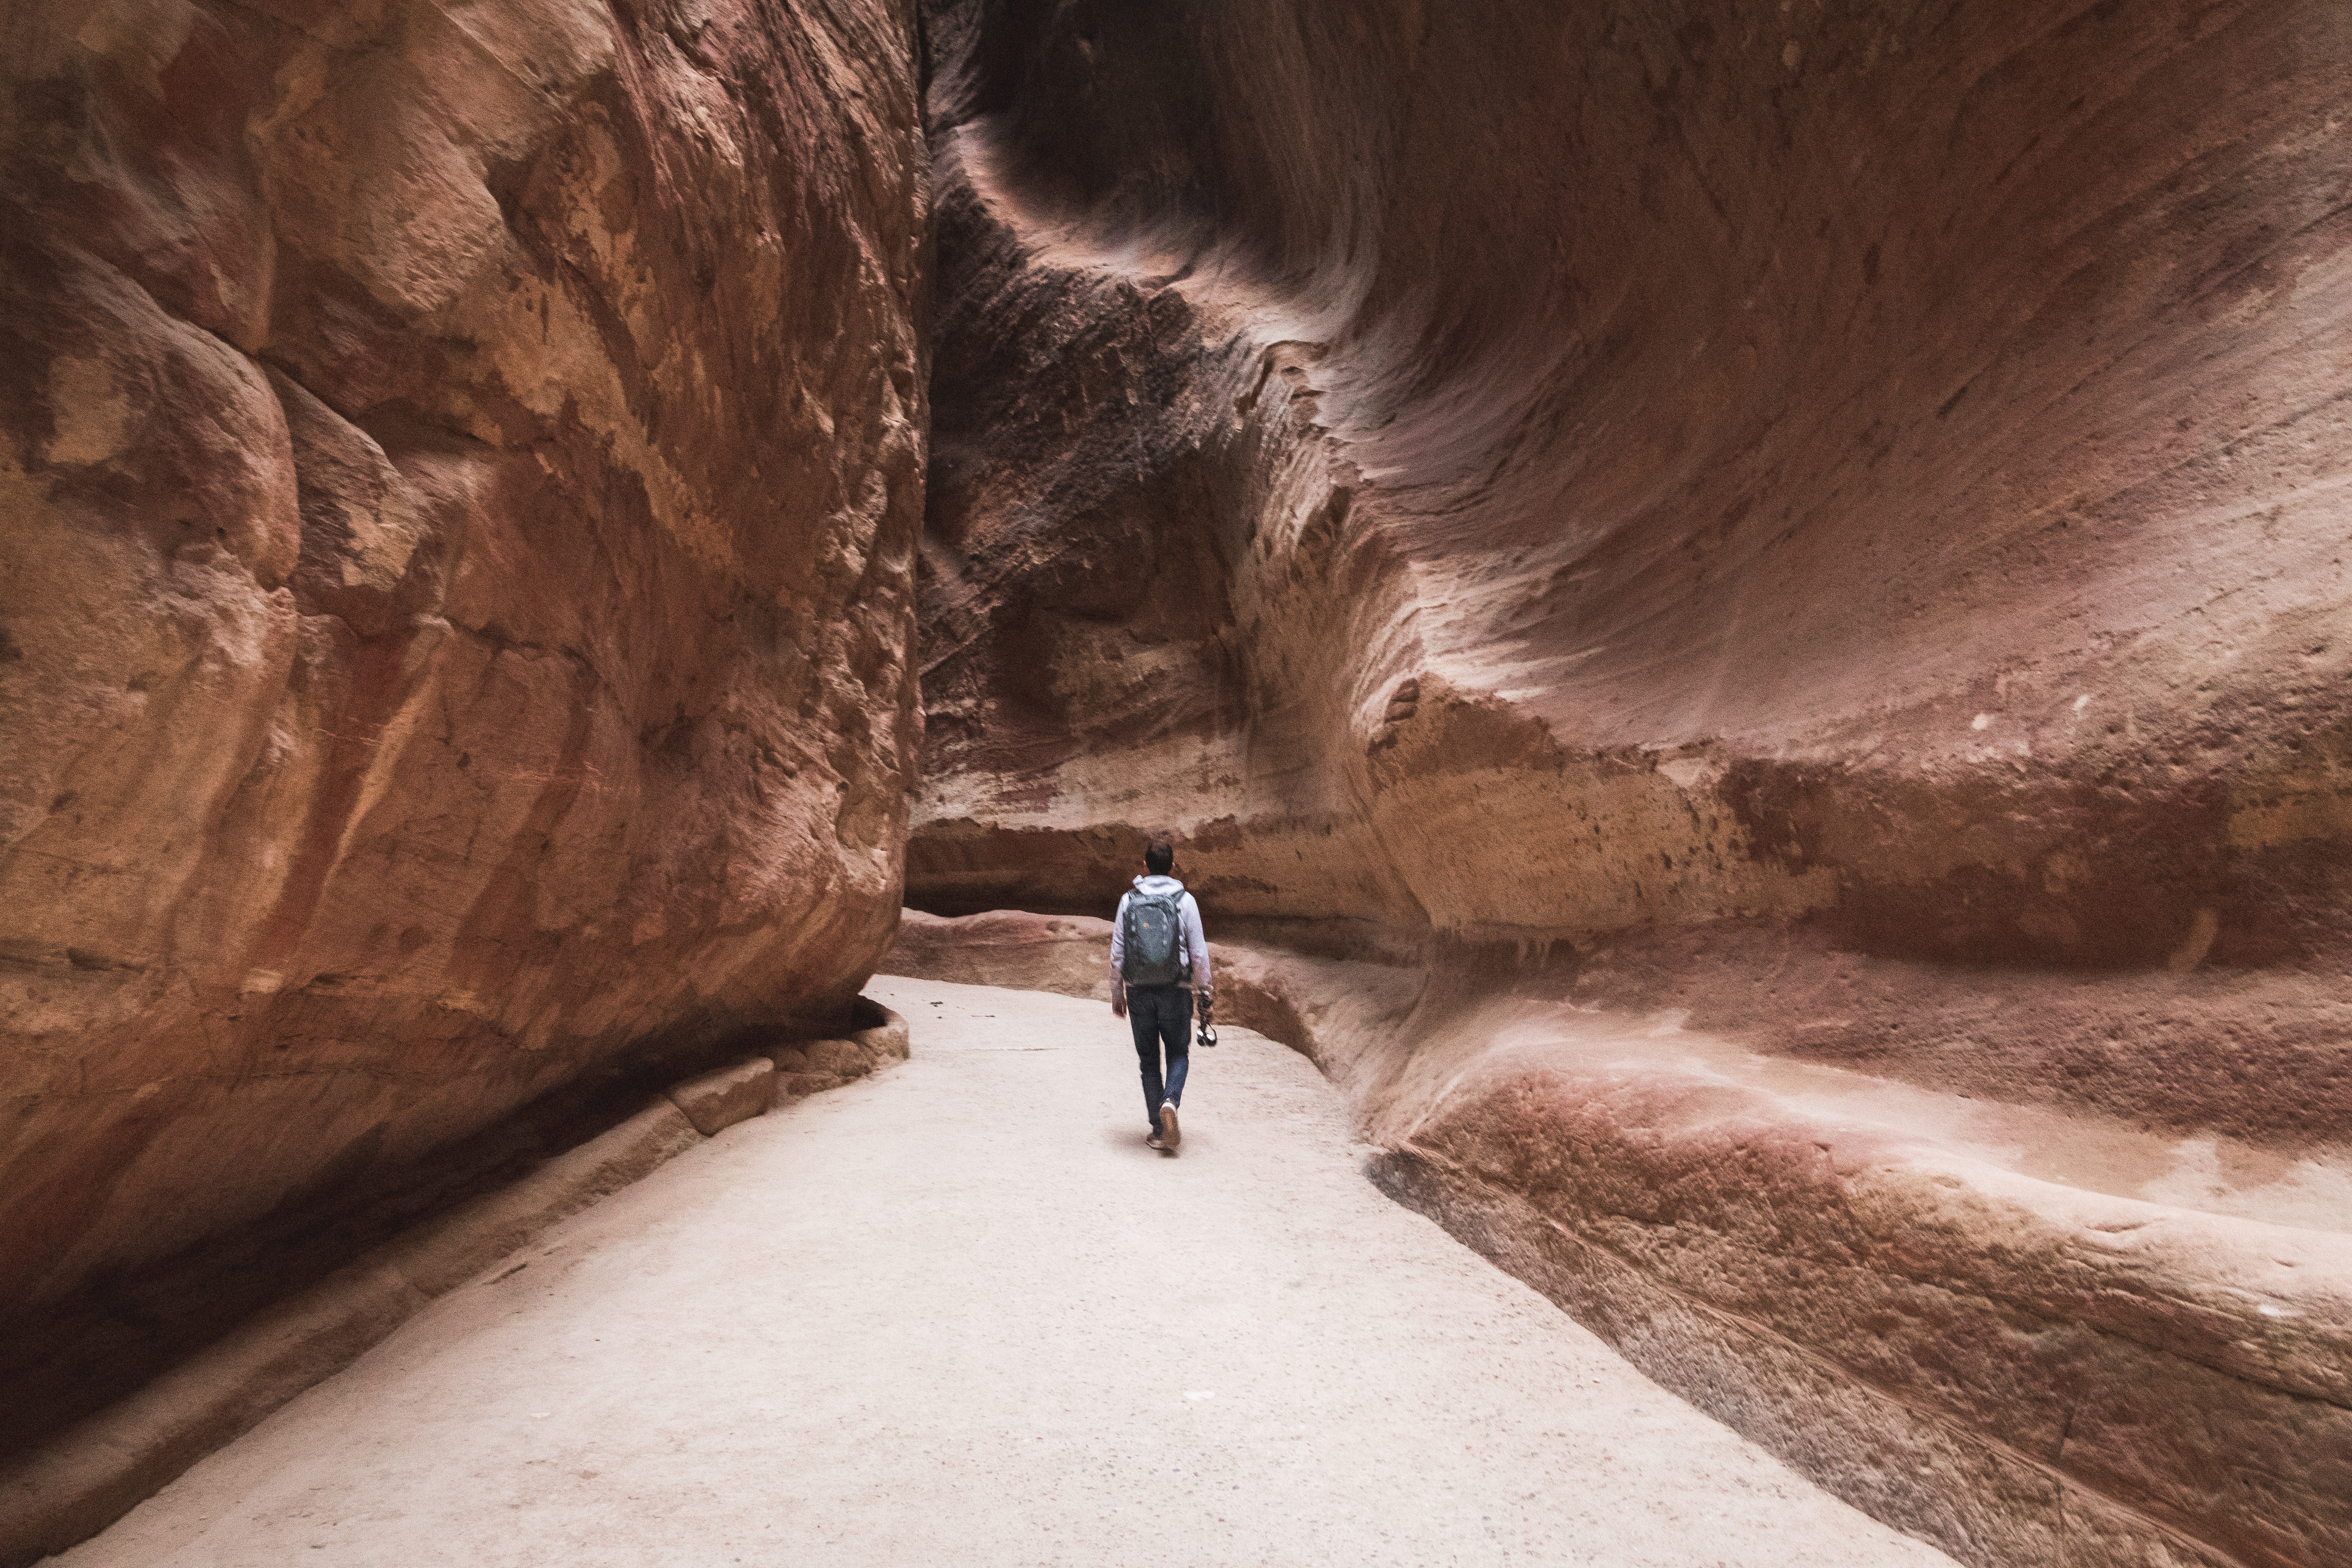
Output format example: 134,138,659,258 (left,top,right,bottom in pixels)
4,0,2345,1559
765,1001,911,1099
848,996,912,1063
0,0,928,1313
887,908,1114,999
770,1071,846,1102
665,1058,775,1138
800,1040,870,1077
